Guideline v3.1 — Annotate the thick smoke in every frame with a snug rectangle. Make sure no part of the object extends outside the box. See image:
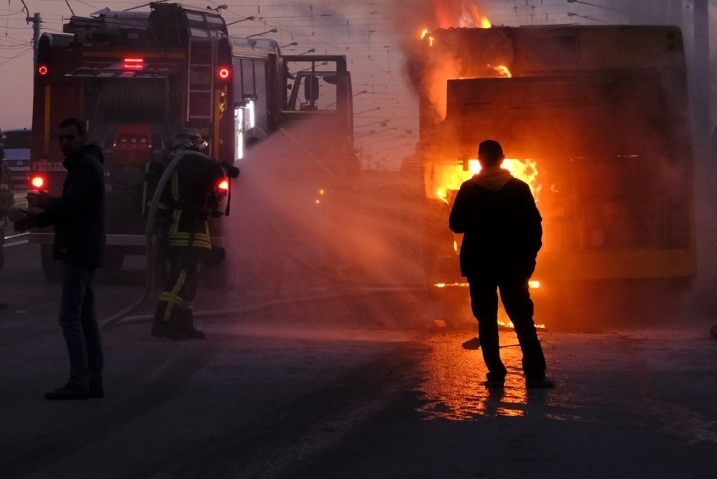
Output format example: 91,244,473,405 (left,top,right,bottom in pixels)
388,0,490,95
